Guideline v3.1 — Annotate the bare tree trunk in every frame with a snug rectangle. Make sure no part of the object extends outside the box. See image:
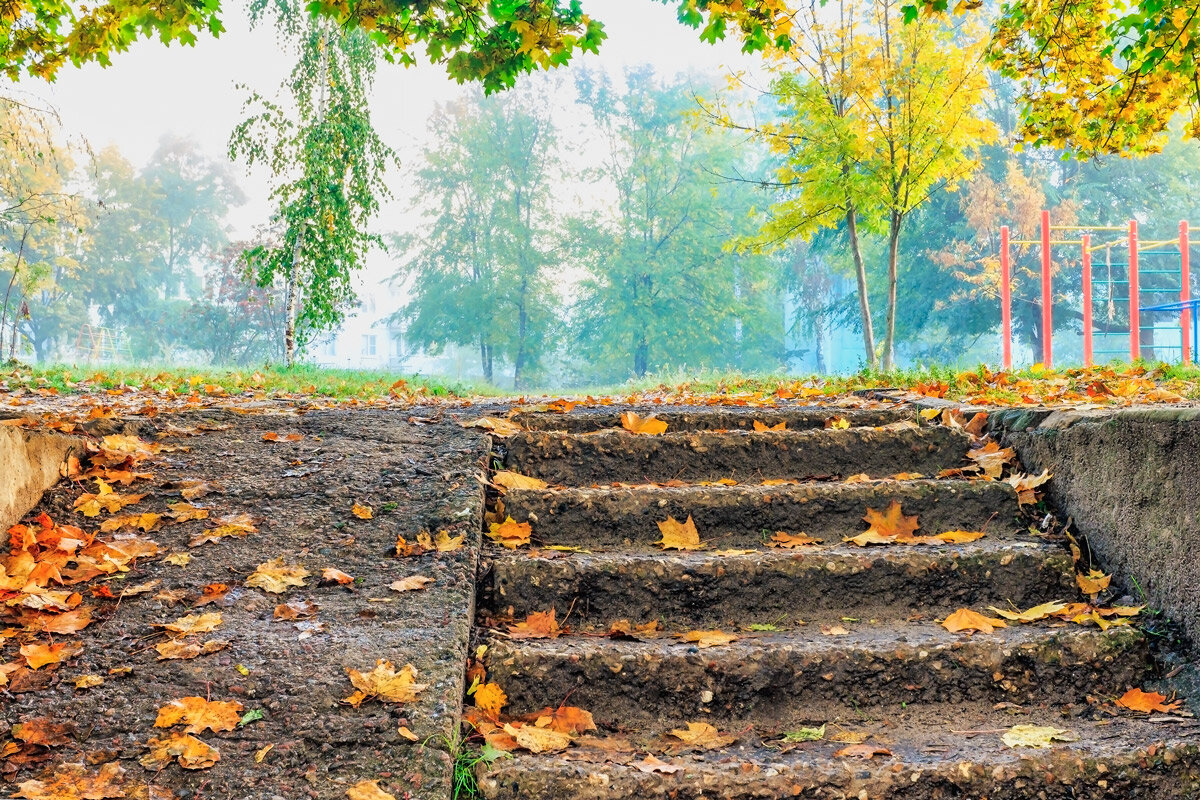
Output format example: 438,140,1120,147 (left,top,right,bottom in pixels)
0,226,31,360
846,206,876,369
284,238,301,368
882,212,901,372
